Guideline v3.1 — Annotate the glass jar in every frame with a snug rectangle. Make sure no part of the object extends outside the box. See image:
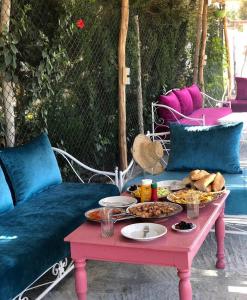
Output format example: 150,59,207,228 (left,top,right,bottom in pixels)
140,179,152,202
